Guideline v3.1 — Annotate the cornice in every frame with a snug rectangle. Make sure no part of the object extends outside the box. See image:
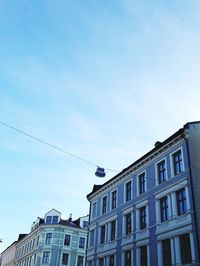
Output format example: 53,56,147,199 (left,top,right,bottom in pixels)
88,133,185,201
